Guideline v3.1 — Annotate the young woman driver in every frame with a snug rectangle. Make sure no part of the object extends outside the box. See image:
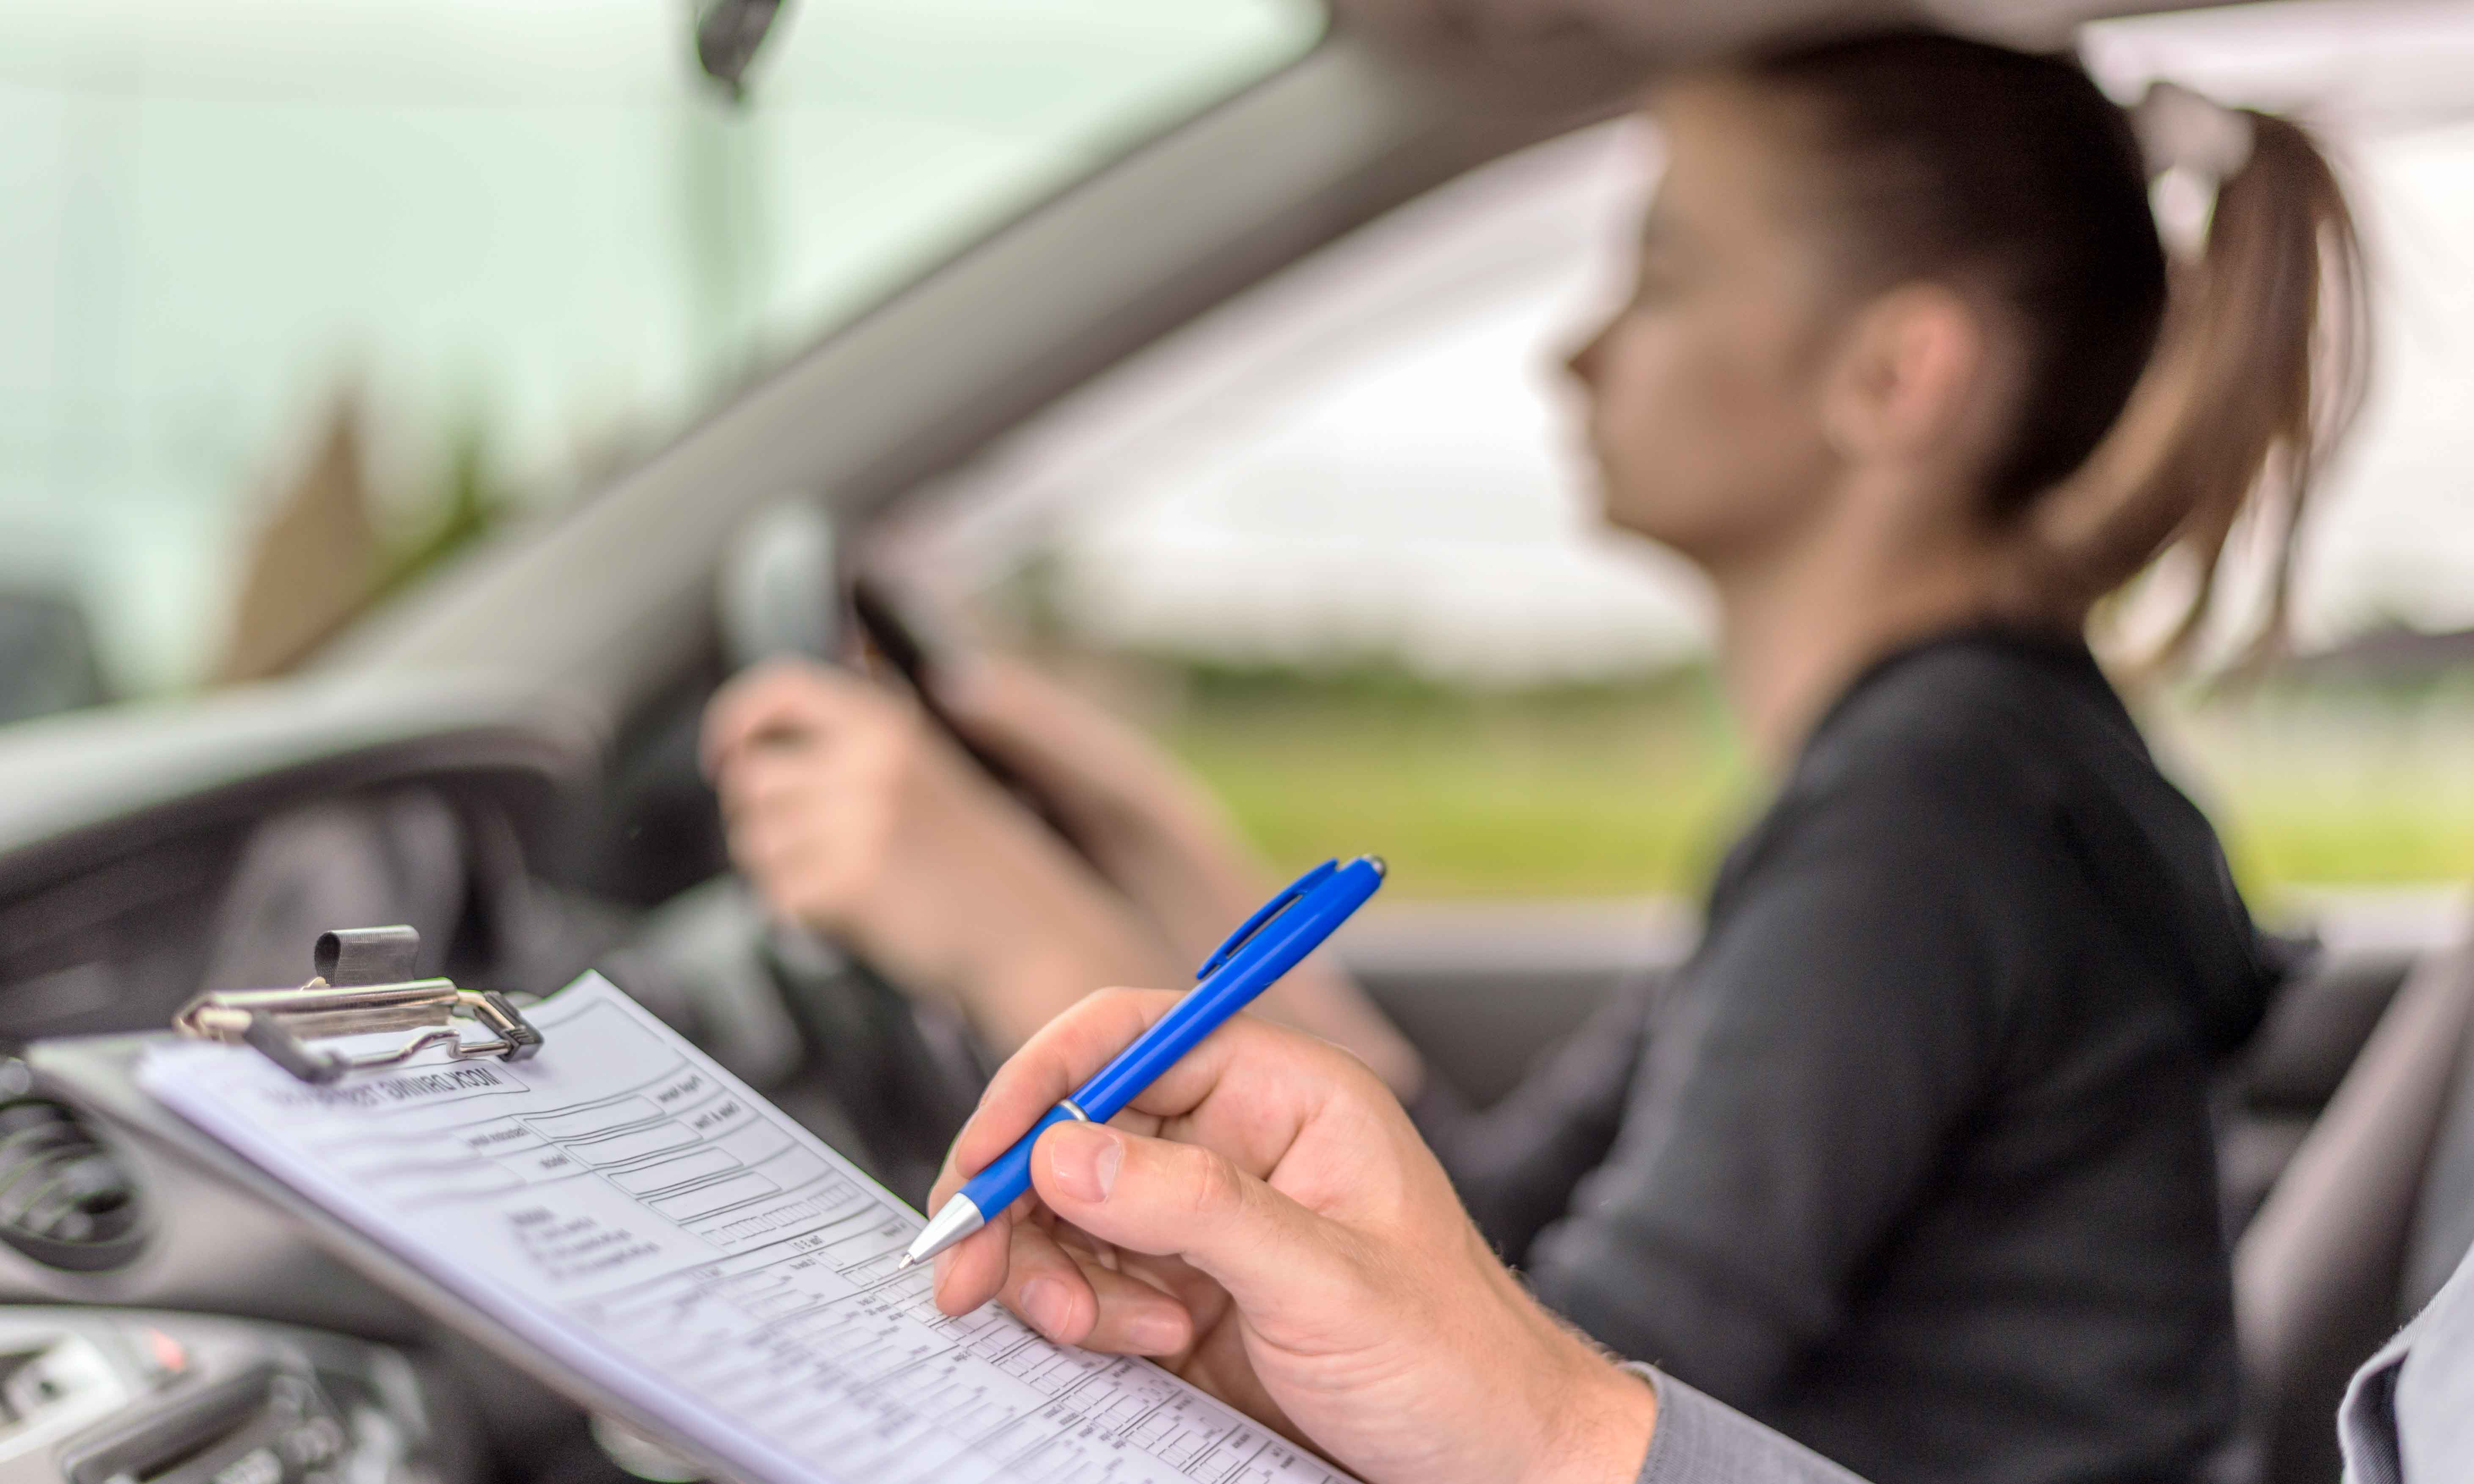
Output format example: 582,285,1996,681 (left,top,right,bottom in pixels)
702,31,2370,1484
